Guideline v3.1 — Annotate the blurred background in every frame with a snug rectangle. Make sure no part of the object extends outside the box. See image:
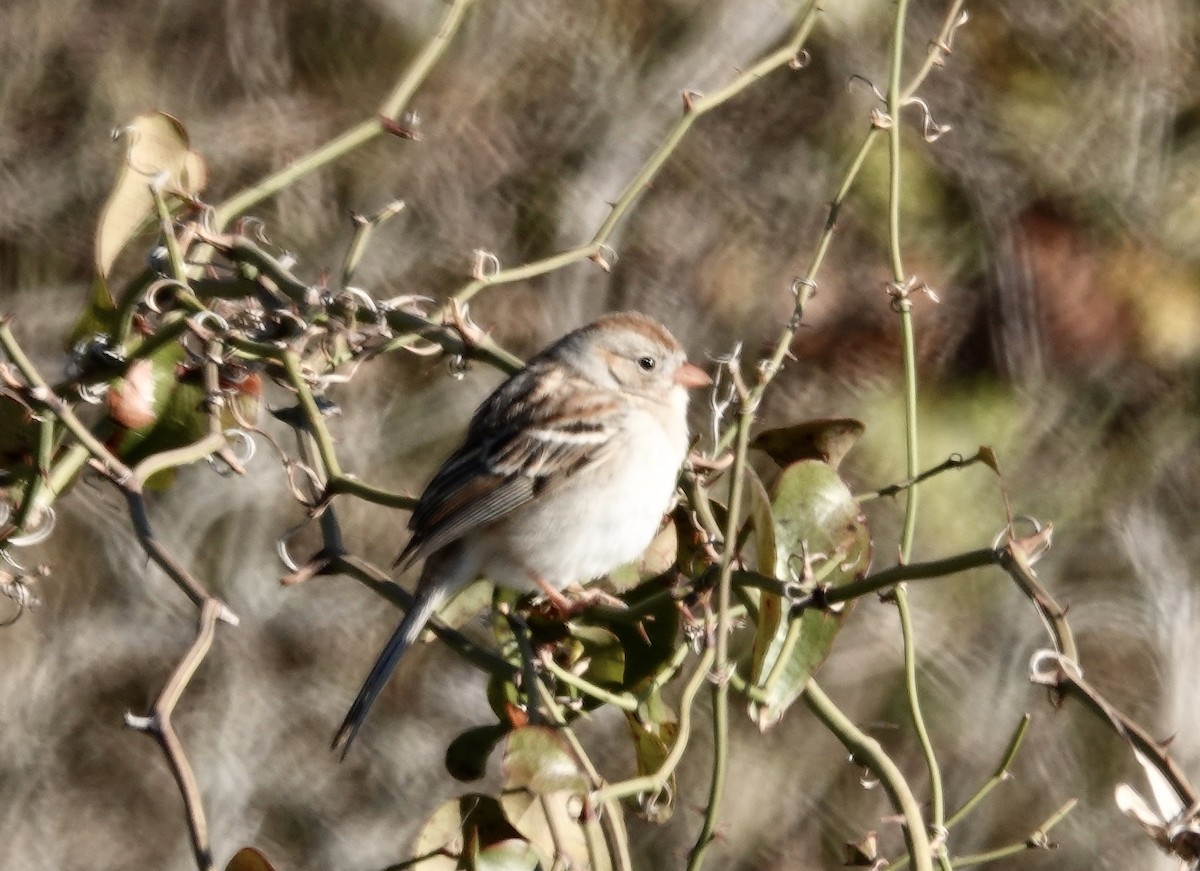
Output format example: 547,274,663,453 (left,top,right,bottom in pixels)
2,0,1199,868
